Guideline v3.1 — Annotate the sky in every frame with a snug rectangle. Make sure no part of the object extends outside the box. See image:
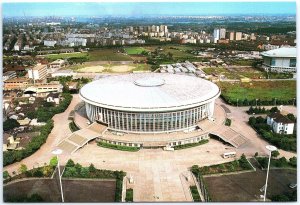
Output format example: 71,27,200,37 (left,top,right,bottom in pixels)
2,2,296,17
